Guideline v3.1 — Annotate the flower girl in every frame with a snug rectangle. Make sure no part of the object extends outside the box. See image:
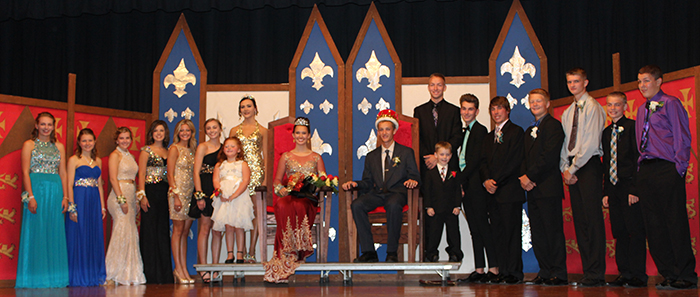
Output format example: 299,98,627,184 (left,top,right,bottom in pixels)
211,137,254,264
